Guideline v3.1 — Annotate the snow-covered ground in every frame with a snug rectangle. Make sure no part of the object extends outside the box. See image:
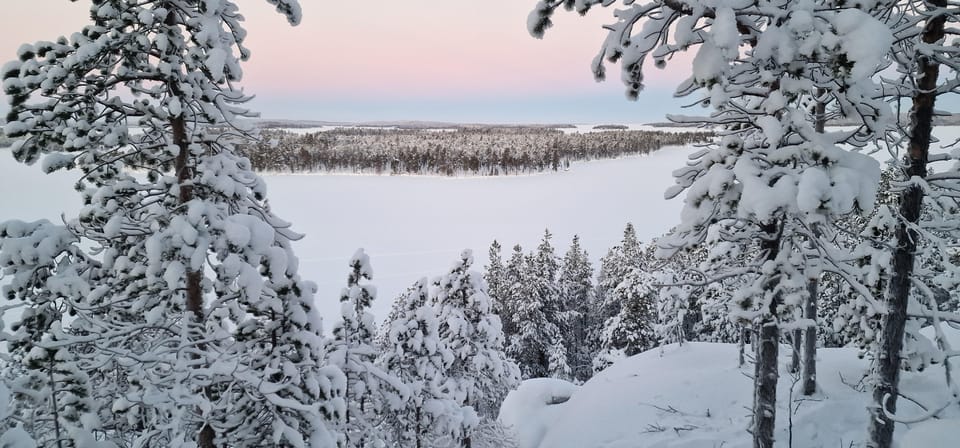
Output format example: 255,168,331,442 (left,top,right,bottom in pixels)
0,141,693,328
2,126,958,329
501,335,960,448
